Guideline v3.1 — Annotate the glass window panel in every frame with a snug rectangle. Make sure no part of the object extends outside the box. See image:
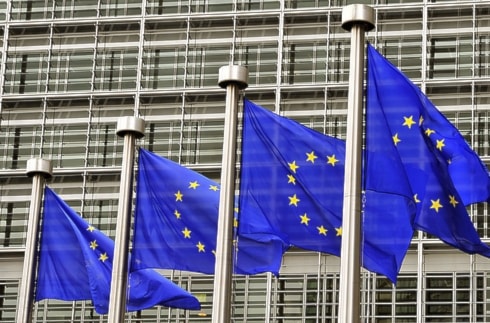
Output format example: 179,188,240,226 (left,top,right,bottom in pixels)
186,19,234,87
95,49,138,90
237,0,280,10
285,0,329,9
146,0,189,14
54,0,98,19
100,0,141,17
476,6,490,79
87,99,133,167
327,40,349,83
190,0,233,13
43,124,88,169
48,50,93,92
0,2,6,21
0,101,44,170
10,0,54,20
283,42,327,84
0,281,20,321
376,38,422,79
428,7,473,31
0,200,30,247
428,36,473,79
281,90,326,118
143,21,187,89
235,17,279,86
